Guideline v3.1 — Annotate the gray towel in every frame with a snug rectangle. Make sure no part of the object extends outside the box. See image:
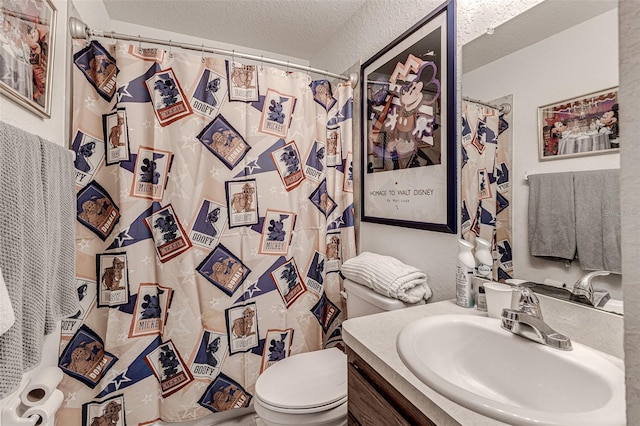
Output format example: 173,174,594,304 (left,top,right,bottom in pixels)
573,169,621,274
528,172,576,261
0,121,79,398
